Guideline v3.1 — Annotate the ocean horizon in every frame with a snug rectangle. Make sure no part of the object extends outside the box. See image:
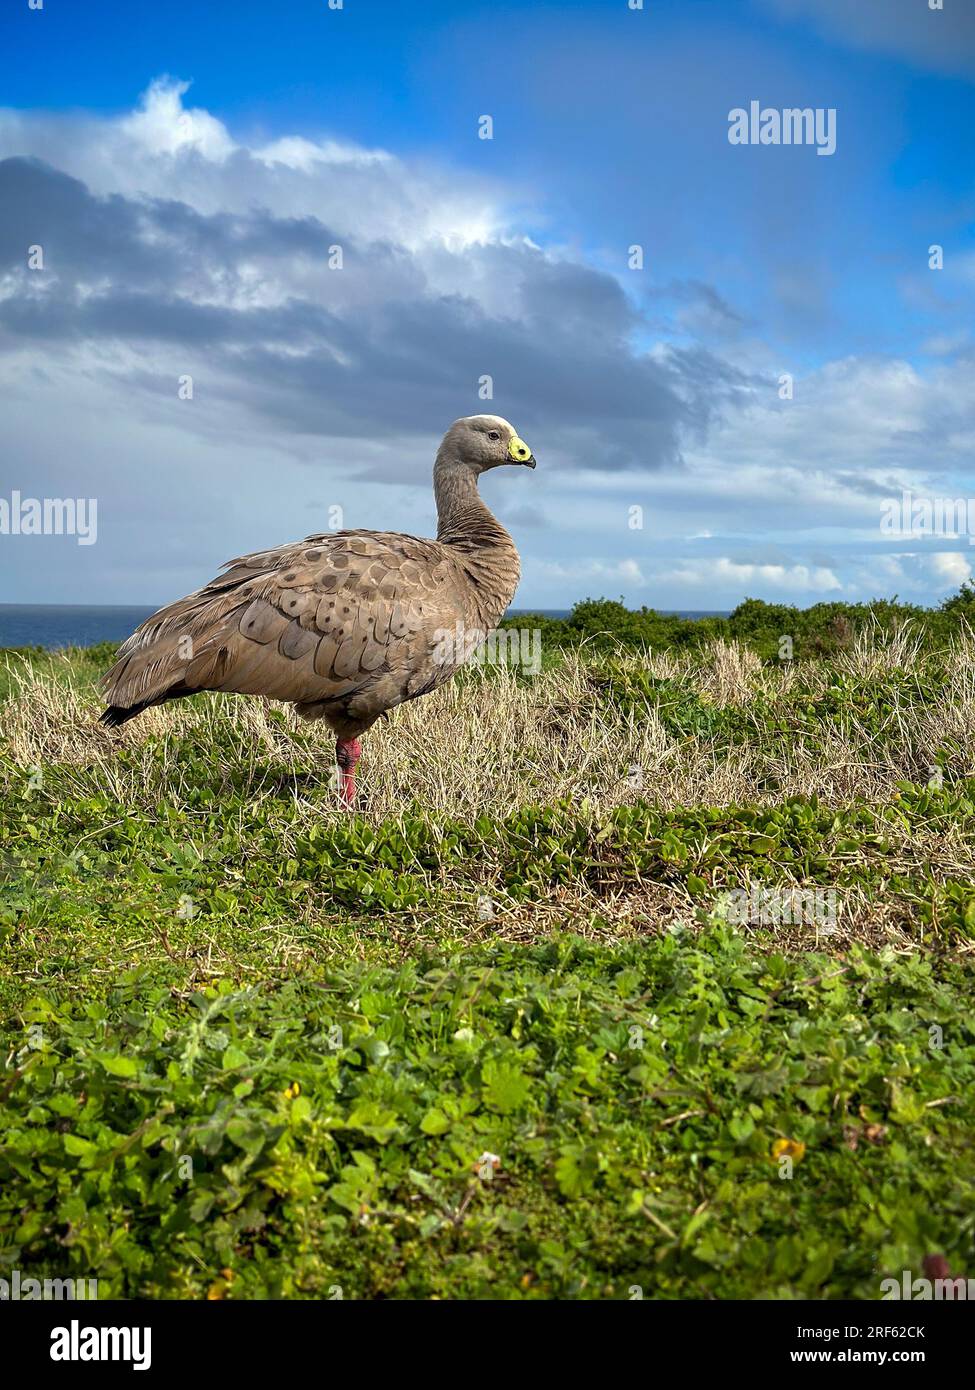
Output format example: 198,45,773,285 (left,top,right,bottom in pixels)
0,603,732,651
